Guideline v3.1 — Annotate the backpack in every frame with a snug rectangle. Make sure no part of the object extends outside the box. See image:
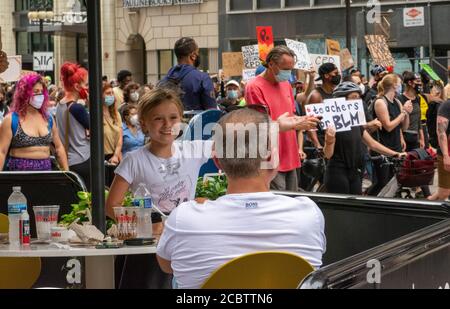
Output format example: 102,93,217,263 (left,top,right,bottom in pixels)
156,76,186,100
